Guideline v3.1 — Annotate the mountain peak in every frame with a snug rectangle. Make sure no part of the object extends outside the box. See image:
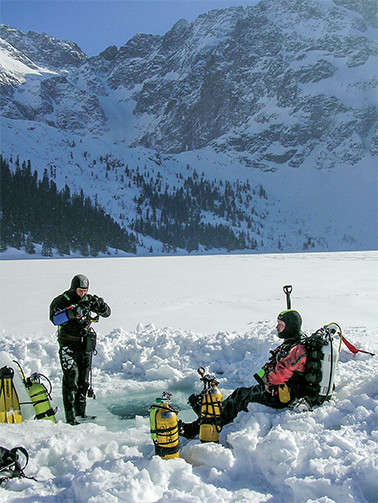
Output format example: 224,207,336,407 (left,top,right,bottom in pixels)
0,24,87,69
